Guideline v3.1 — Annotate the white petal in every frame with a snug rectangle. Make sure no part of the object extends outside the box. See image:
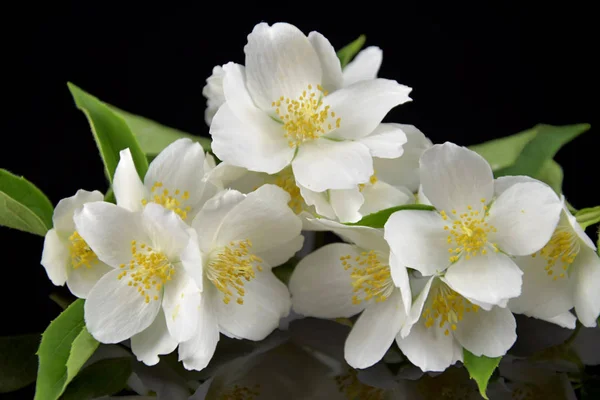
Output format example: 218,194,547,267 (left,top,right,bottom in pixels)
359,123,407,159
390,251,417,317
244,22,321,110
344,290,405,369
202,65,225,126
541,311,577,329
41,228,69,286
74,202,147,267
444,251,523,305
359,181,414,217
213,269,291,341
374,124,432,193
131,310,178,366
141,203,190,259
573,246,600,327
384,210,450,276
67,260,112,298
342,46,383,86
52,189,104,233
289,243,367,318
179,289,220,371
399,275,435,338
179,229,204,292
312,218,389,253
396,313,462,372
487,181,562,256
420,142,494,214
85,269,162,343
299,186,336,220
454,306,516,358
113,149,147,212
211,103,294,174
564,206,597,250
204,161,250,191
324,79,412,140
493,175,539,197
214,184,302,254
292,139,373,192
329,187,364,223
308,31,343,92
162,269,201,342
256,235,304,267
508,255,573,319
